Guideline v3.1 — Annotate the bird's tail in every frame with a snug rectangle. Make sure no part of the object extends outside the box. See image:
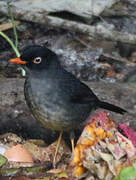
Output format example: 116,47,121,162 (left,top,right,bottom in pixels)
97,100,127,114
